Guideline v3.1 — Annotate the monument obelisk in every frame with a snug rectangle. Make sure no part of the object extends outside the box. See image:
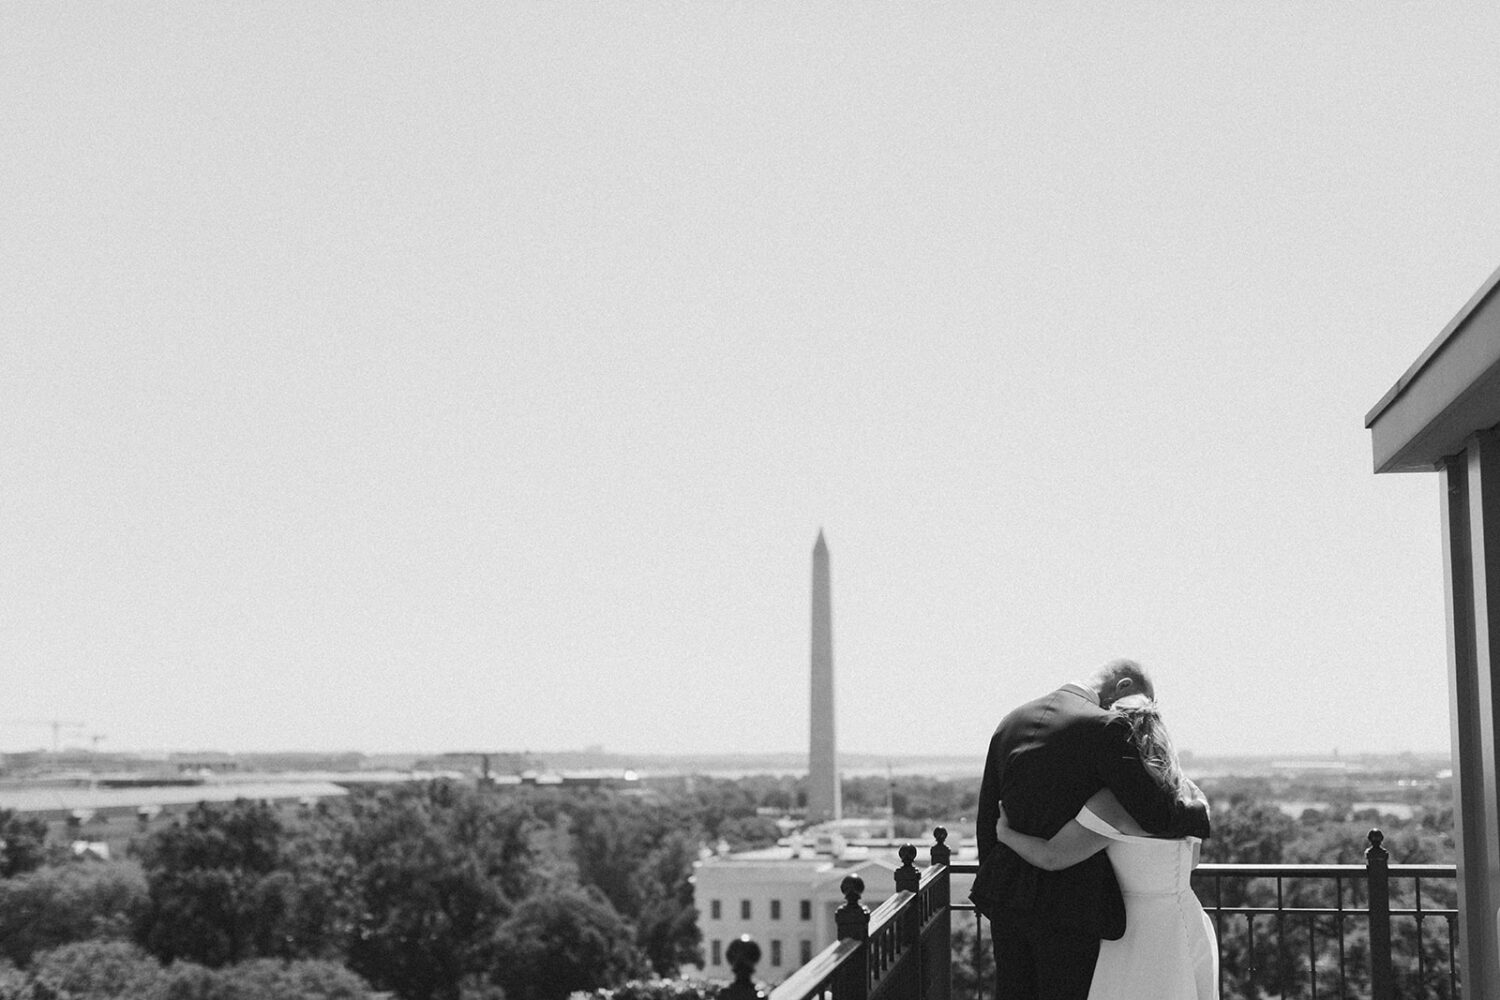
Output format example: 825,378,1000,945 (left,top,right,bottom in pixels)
808,530,841,822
